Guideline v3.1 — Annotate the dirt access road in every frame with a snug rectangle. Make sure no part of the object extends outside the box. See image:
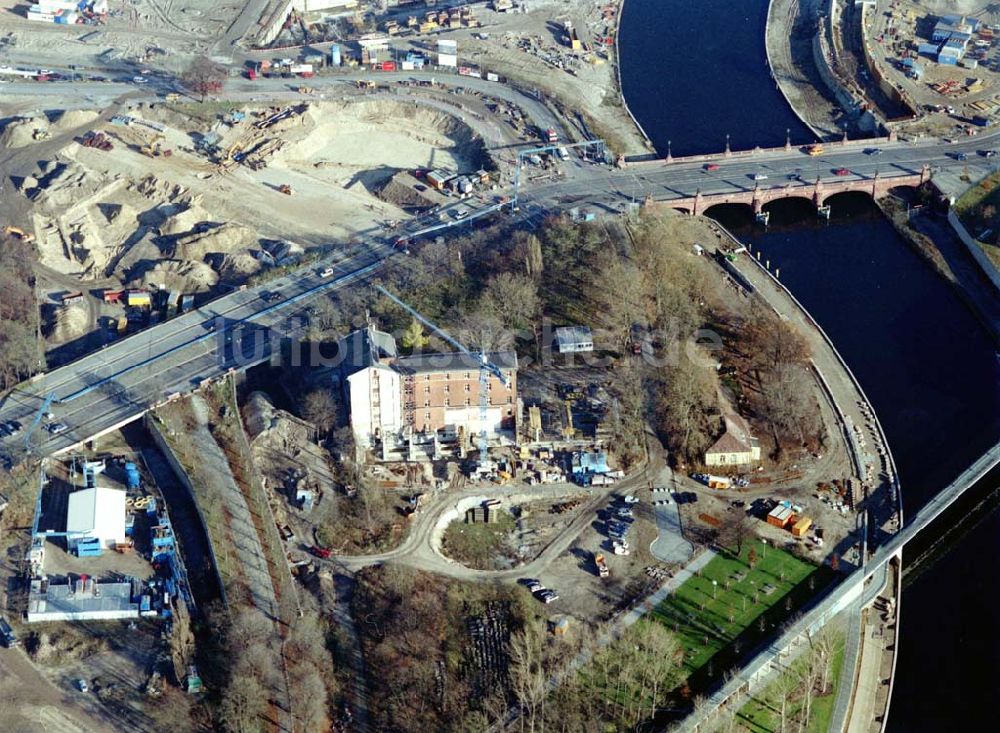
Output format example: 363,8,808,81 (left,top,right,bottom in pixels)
0,647,118,733
324,457,652,583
